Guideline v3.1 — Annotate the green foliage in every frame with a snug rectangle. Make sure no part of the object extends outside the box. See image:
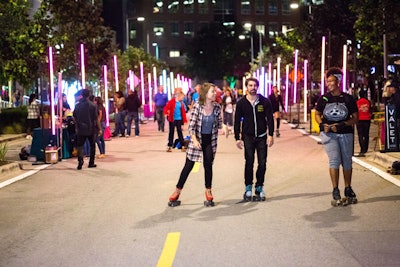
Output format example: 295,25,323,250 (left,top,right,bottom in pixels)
0,142,7,162
0,107,27,134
